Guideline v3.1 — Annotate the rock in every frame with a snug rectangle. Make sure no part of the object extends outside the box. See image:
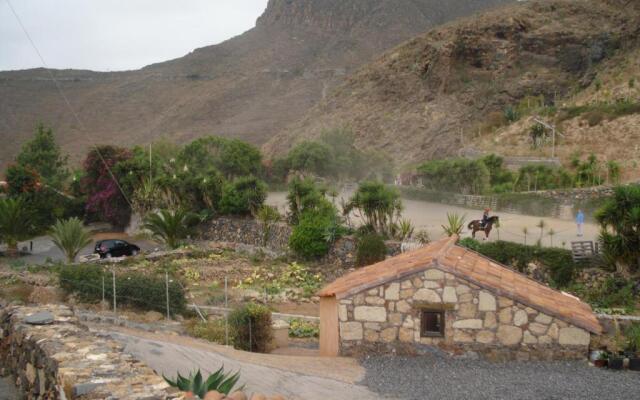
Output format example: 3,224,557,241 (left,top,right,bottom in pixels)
523,331,538,344
483,312,497,329
529,323,548,336
228,391,247,400
401,280,413,289
558,327,590,346
452,319,483,329
143,311,164,323
399,328,413,342
442,287,457,303
354,306,387,322
364,329,379,341
497,325,522,345
413,289,441,303
396,300,411,313
24,311,54,325
365,296,385,306
340,322,363,340
498,297,514,308
424,269,445,280
453,330,473,343
388,313,403,326
338,305,348,322
73,382,102,396
476,330,495,344
498,308,512,324
380,327,398,342
203,391,225,400
25,363,36,384
478,292,496,311
535,313,553,325
384,283,400,300
423,281,440,289
548,323,559,340
269,395,286,400
456,285,470,294
513,310,528,327
458,303,477,319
